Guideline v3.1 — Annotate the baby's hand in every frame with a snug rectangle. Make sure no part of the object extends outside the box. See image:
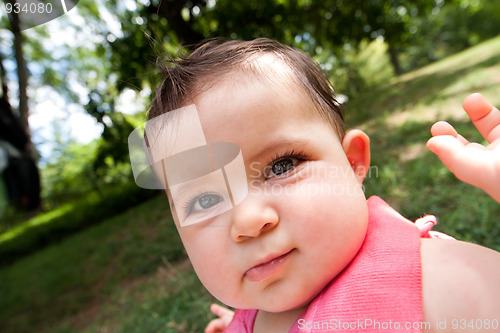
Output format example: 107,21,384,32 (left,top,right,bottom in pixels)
427,93,500,203
204,303,235,333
